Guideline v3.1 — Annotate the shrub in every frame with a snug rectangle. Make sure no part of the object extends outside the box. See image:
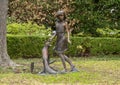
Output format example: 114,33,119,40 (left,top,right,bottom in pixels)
8,0,120,36
7,35,47,59
69,37,120,56
7,35,120,59
7,22,51,36
96,27,120,38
